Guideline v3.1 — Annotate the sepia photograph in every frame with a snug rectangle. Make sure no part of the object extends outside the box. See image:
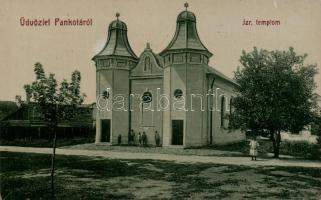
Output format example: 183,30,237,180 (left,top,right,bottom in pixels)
1,0,321,199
